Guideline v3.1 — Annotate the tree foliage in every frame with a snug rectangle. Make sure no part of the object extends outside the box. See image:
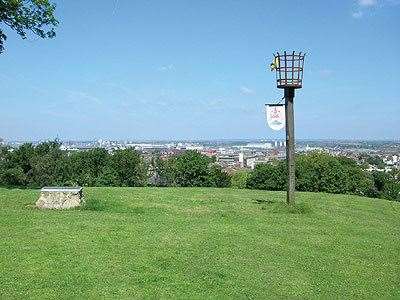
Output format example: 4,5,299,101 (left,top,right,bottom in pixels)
240,151,398,201
246,161,286,191
296,152,374,196
0,143,398,202
154,150,230,187
0,0,58,53
230,170,250,189
370,170,400,201
0,142,147,188
207,164,231,188
172,151,212,187
107,149,148,187
68,148,109,186
359,154,386,169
